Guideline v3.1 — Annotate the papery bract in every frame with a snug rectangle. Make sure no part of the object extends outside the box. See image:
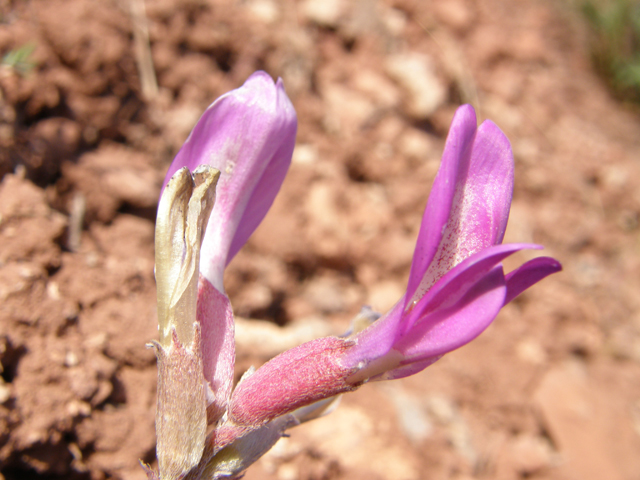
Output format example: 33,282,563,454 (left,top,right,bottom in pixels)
152,165,219,479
